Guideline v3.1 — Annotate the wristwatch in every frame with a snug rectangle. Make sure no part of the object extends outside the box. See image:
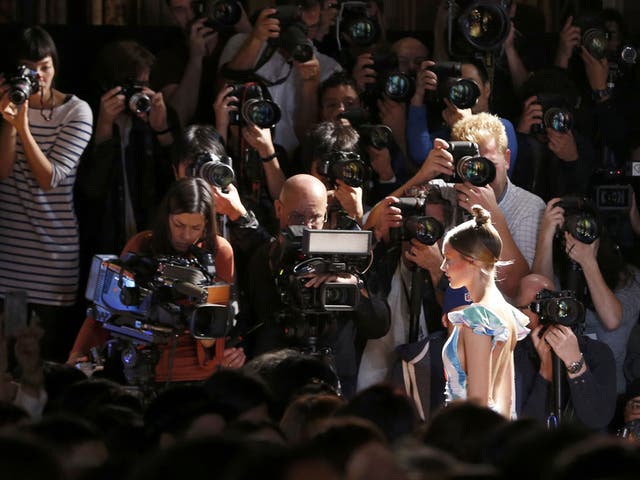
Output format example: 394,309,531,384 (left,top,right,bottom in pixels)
566,353,585,374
